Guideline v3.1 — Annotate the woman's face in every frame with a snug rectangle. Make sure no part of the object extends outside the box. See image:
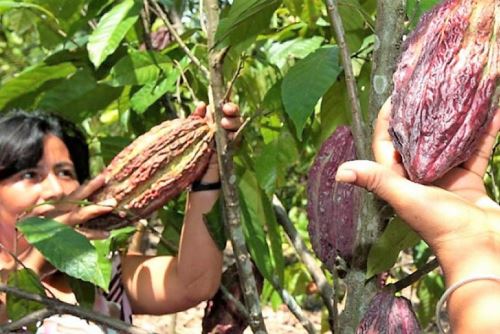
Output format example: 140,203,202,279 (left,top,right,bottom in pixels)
0,134,80,253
